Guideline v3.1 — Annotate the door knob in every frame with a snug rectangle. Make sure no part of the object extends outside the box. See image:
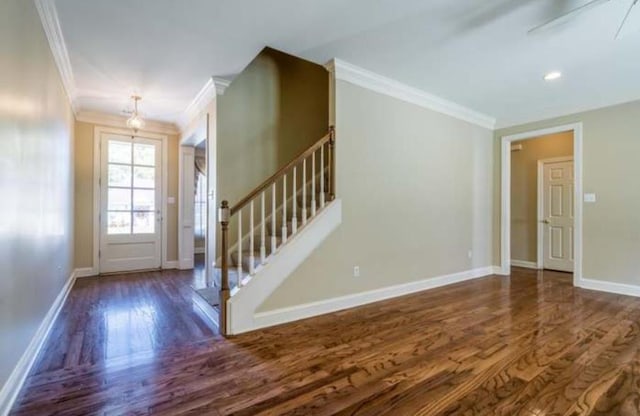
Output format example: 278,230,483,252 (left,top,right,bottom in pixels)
541,219,550,224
